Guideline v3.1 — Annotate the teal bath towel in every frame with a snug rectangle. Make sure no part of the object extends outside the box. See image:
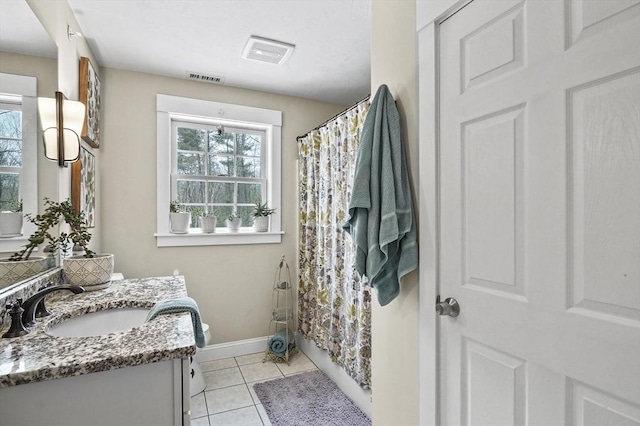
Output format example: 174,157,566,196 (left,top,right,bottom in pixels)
268,331,295,357
146,297,205,348
342,84,418,306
